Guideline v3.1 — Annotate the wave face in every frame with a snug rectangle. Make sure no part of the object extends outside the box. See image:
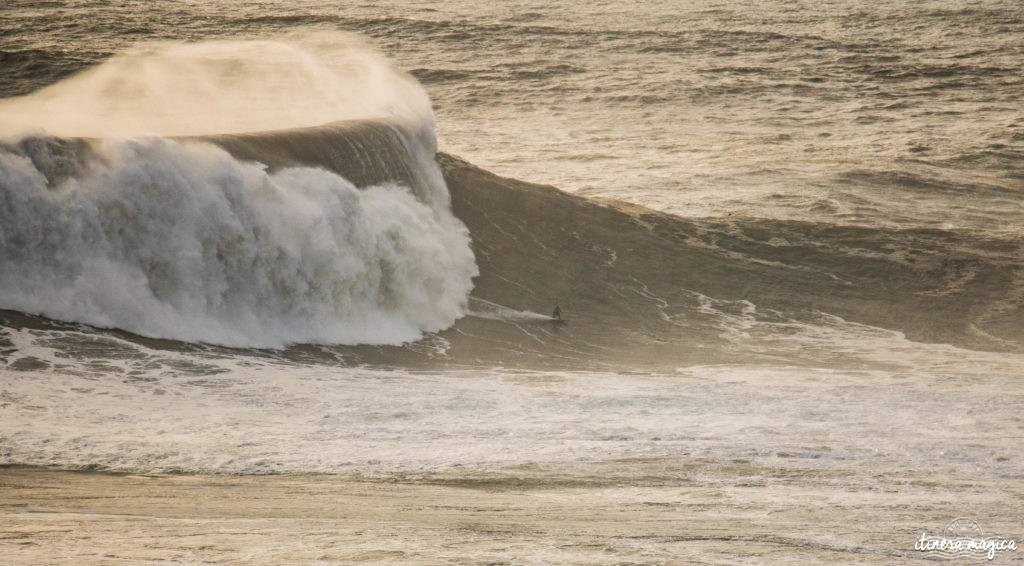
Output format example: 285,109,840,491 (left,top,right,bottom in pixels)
2,124,1020,362
420,154,1024,370
0,39,476,348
